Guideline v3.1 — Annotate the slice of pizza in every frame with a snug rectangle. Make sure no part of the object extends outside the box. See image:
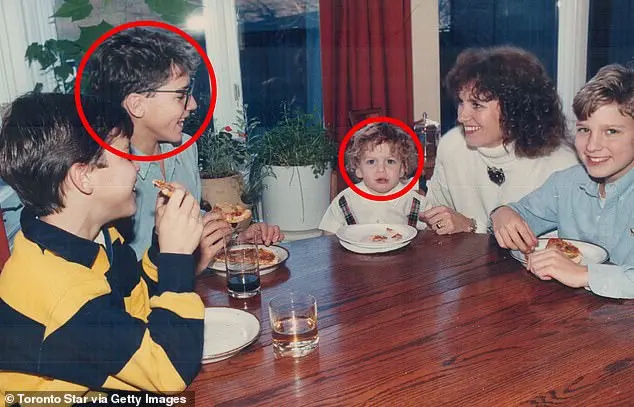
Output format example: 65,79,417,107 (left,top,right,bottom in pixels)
546,238,582,263
211,202,252,224
152,179,176,198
